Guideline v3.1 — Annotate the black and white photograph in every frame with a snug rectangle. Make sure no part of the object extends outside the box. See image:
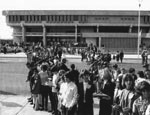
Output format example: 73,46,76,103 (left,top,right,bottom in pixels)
0,0,150,115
